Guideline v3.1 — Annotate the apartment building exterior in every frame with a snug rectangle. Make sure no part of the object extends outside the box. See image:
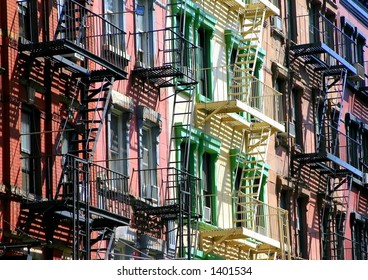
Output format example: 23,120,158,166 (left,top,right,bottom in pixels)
289,0,368,259
0,0,367,260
